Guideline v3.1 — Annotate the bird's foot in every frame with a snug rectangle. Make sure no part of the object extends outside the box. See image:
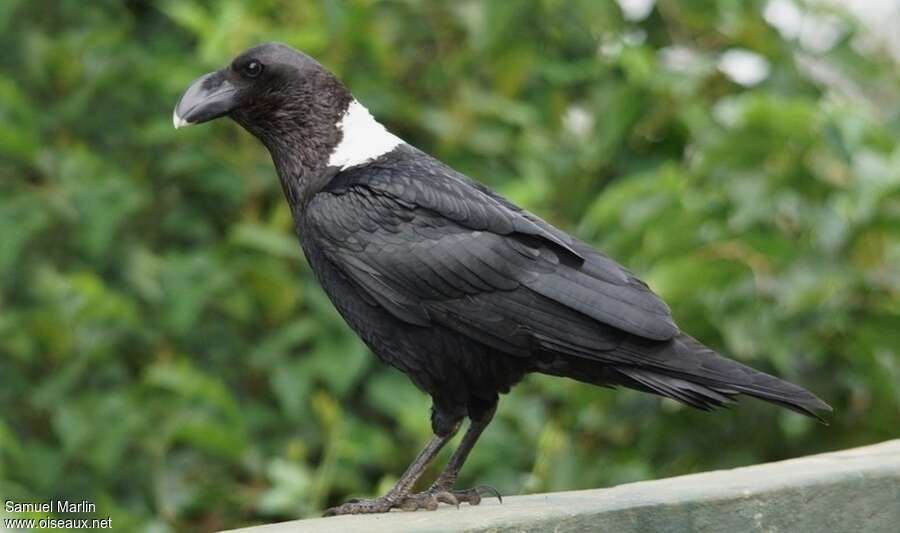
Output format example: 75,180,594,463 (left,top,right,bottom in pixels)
323,496,397,516
401,484,503,510
323,485,502,516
